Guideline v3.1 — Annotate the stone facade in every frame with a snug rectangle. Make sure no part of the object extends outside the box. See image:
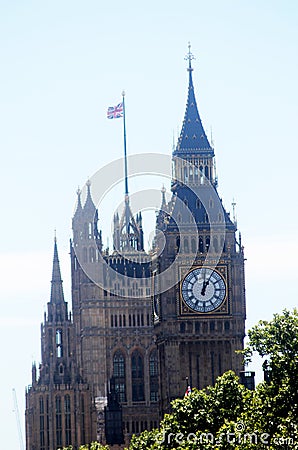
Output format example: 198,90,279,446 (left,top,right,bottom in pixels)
26,51,246,449
25,240,96,450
